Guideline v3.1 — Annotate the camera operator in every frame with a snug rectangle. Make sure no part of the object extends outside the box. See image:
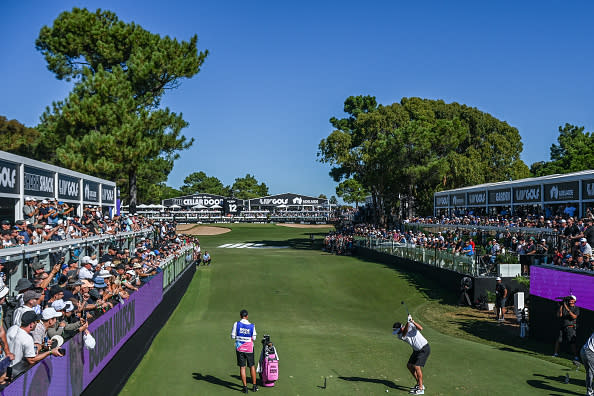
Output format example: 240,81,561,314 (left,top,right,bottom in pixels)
458,276,472,306
553,295,580,361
